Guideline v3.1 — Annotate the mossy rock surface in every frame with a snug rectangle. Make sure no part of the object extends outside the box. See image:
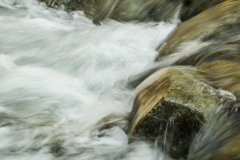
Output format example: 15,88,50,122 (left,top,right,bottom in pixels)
132,101,204,159
129,66,236,159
